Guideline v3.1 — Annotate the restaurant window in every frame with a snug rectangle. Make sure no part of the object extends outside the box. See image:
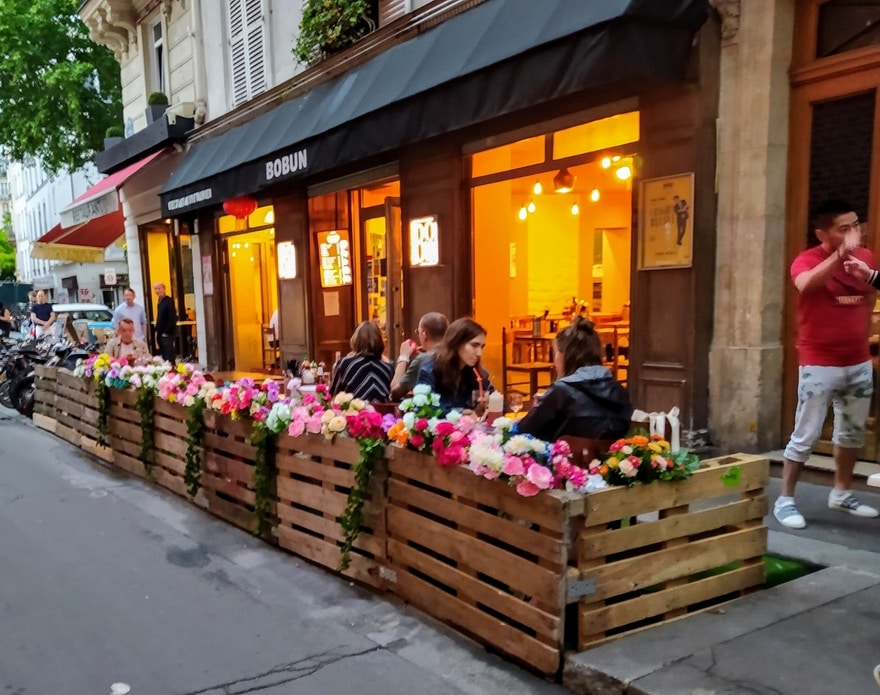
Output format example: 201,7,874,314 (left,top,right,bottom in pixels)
469,112,638,392
150,18,165,95
217,204,277,371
